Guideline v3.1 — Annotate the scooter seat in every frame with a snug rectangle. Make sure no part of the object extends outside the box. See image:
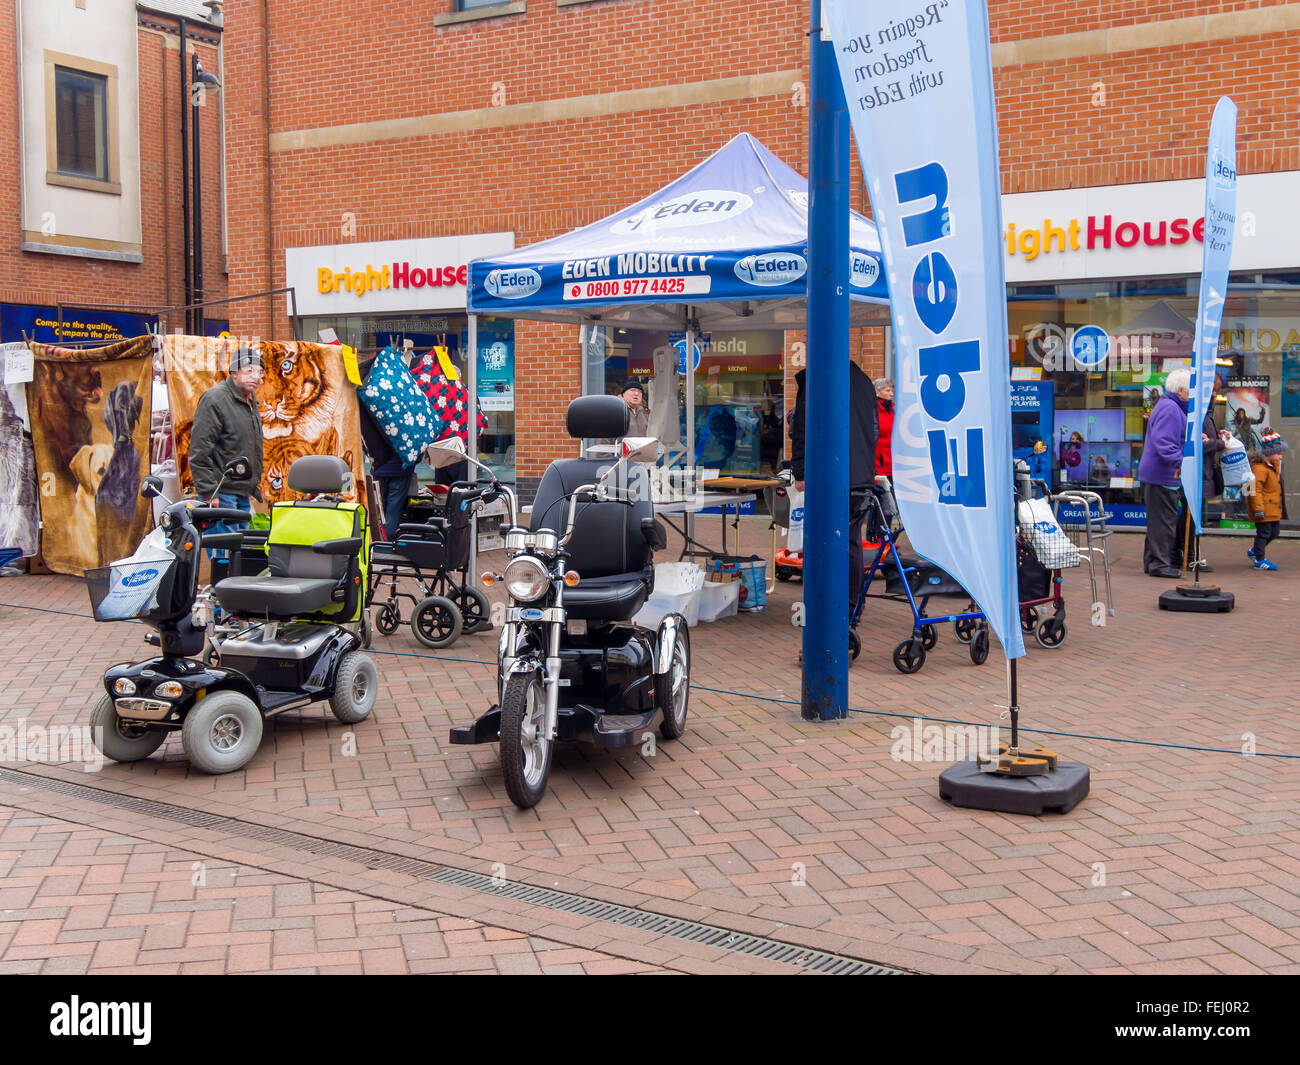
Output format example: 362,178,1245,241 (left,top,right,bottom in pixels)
213,575,339,618
563,575,651,622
